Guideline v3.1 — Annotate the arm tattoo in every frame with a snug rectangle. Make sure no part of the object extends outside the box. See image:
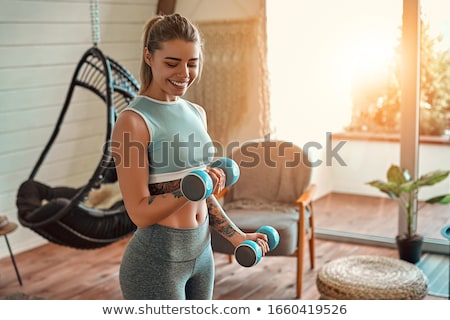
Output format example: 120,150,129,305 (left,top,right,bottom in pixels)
147,193,168,205
148,179,181,194
172,189,184,198
148,195,157,205
207,196,238,238
147,179,182,204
